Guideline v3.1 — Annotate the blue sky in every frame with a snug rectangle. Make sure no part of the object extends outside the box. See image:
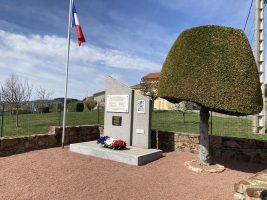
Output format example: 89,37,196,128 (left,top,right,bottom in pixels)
0,0,261,100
